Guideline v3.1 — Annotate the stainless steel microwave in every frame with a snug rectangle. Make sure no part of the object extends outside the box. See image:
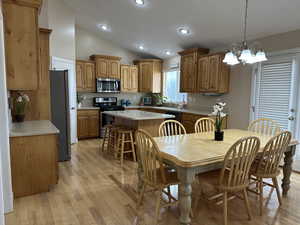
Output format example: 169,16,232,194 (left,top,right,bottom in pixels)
96,78,120,93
